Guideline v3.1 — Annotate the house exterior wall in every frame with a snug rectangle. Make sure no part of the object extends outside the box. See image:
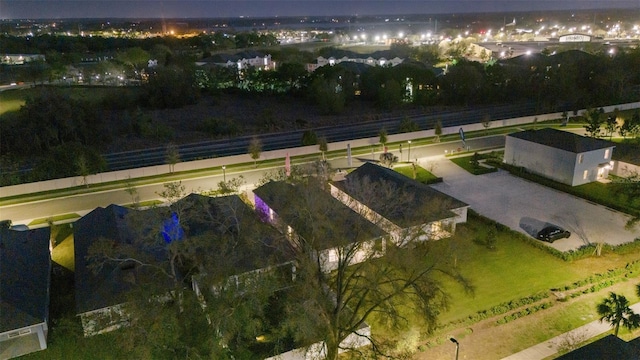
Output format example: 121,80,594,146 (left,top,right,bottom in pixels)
573,147,614,186
612,161,640,178
255,193,384,273
328,183,466,246
79,304,129,337
451,206,468,224
504,135,576,185
504,136,614,186
264,323,371,360
0,323,47,360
